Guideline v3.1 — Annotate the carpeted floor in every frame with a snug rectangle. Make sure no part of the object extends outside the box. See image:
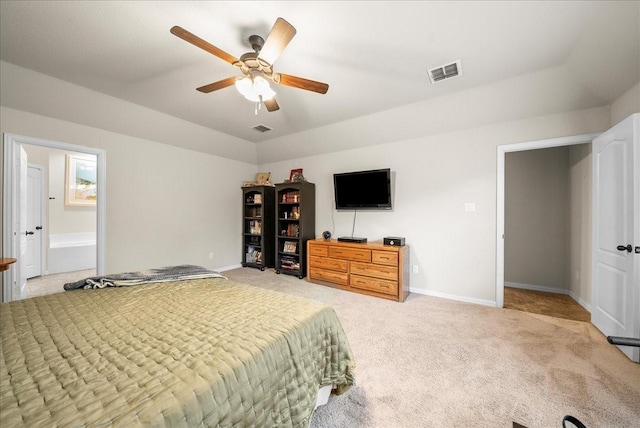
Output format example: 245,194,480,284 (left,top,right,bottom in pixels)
26,269,95,297
22,267,640,427
504,287,591,323
224,267,640,428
